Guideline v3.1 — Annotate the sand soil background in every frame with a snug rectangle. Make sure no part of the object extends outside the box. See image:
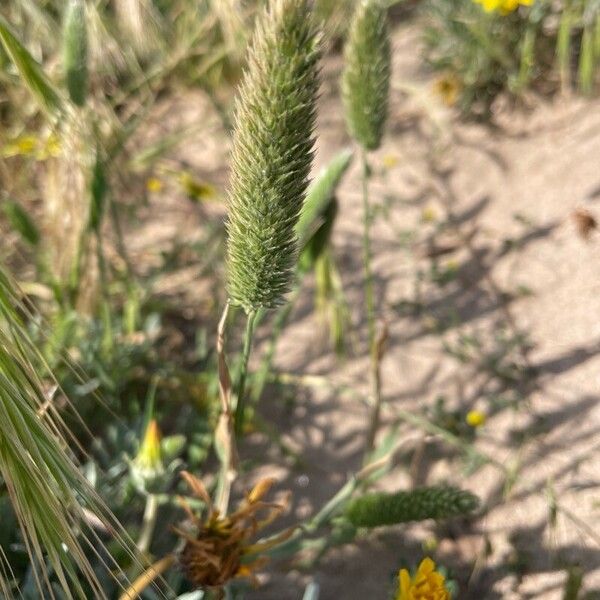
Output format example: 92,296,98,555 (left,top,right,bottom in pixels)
122,19,600,600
